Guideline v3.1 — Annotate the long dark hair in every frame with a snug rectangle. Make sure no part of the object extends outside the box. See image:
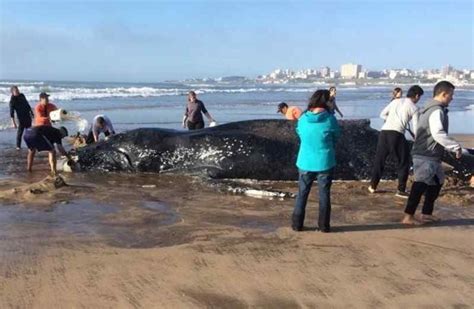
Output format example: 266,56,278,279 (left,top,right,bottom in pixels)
307,89,330,111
